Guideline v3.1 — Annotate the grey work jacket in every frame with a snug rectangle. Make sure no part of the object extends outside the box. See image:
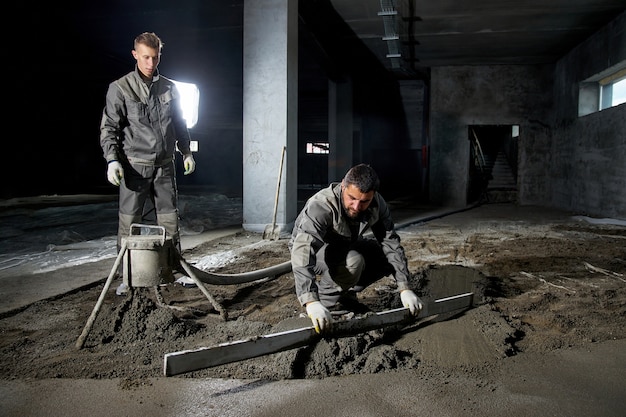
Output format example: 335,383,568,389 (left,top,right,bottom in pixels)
100,67,191,166
289,183,411,306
